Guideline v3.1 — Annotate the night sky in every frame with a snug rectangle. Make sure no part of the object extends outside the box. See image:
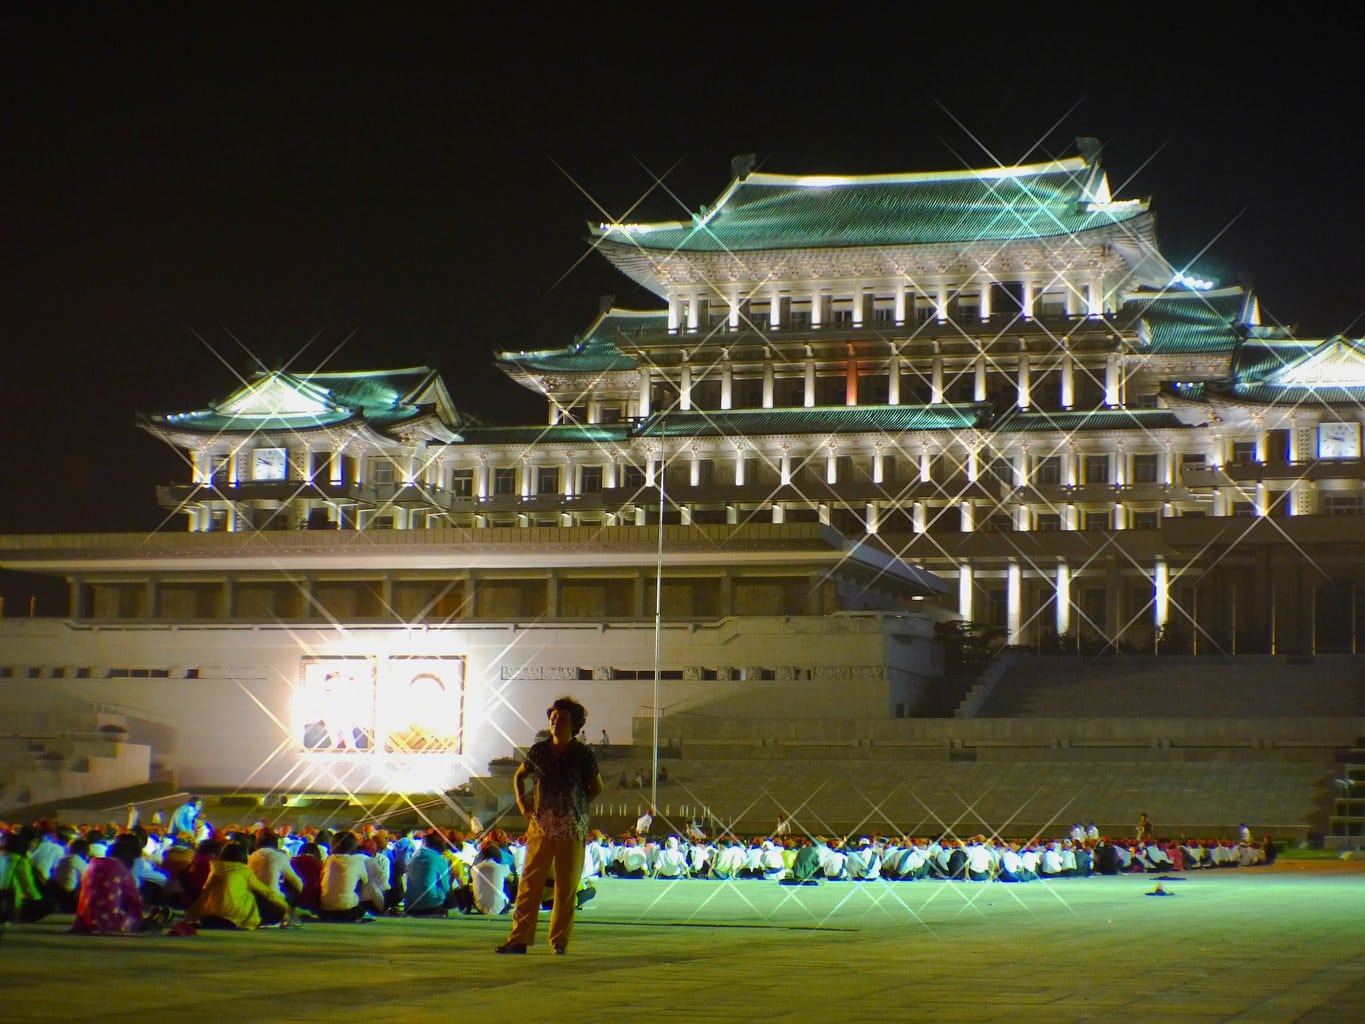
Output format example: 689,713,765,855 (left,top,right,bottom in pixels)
5,6,1365,551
